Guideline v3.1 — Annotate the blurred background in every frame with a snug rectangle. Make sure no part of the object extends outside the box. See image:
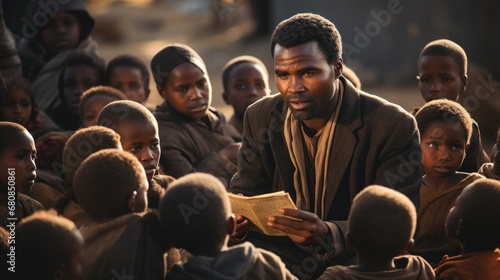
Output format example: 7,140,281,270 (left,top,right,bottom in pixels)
5,0,500,149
